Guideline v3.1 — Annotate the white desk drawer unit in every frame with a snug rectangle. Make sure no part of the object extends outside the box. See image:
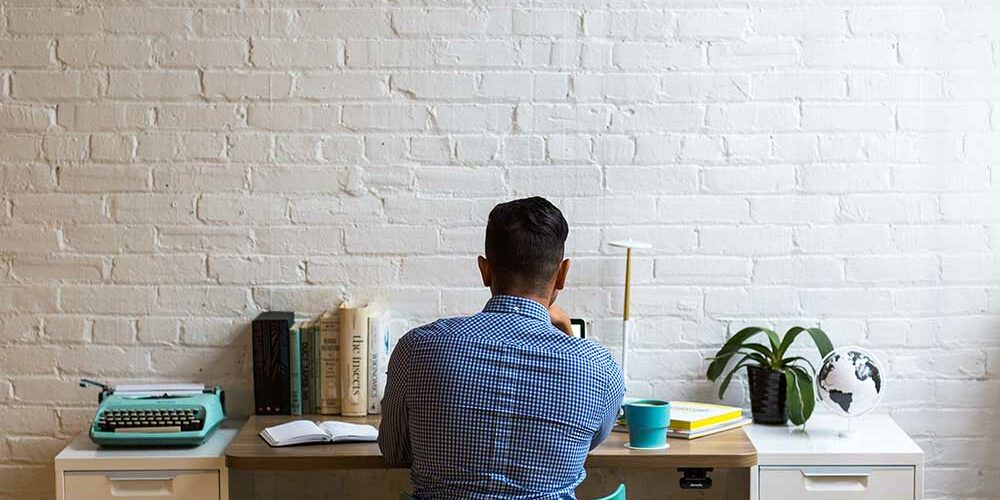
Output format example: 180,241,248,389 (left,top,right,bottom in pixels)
64,470,219,500
748,414,924,500
760,466,915,499
55,421,239,500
